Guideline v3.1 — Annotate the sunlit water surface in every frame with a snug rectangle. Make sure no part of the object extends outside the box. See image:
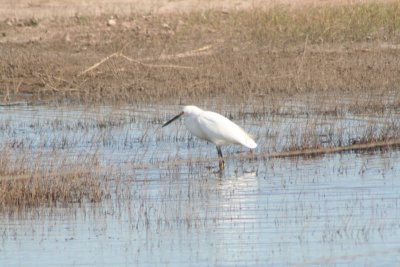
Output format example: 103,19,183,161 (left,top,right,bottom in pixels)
1,104,400,266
